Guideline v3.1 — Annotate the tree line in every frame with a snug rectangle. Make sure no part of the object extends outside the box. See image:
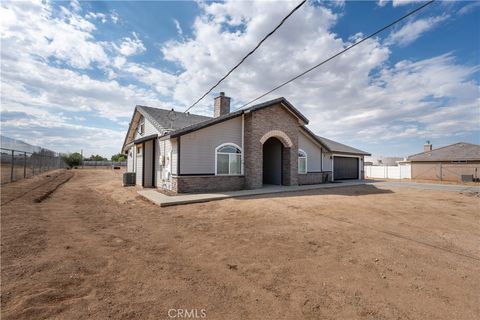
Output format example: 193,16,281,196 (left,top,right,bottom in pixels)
61,152,127,168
